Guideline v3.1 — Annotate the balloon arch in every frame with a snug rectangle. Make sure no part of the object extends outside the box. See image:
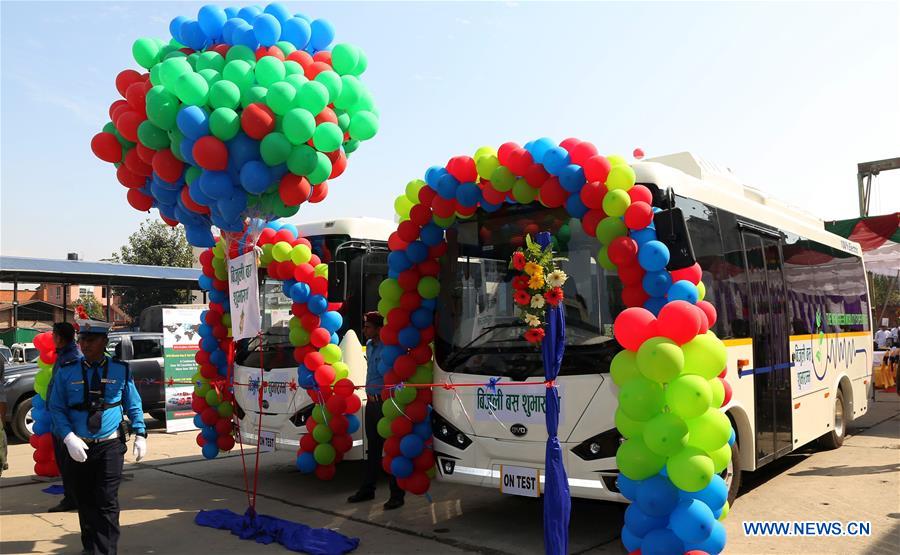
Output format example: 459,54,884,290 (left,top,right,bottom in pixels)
373,138,734,555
